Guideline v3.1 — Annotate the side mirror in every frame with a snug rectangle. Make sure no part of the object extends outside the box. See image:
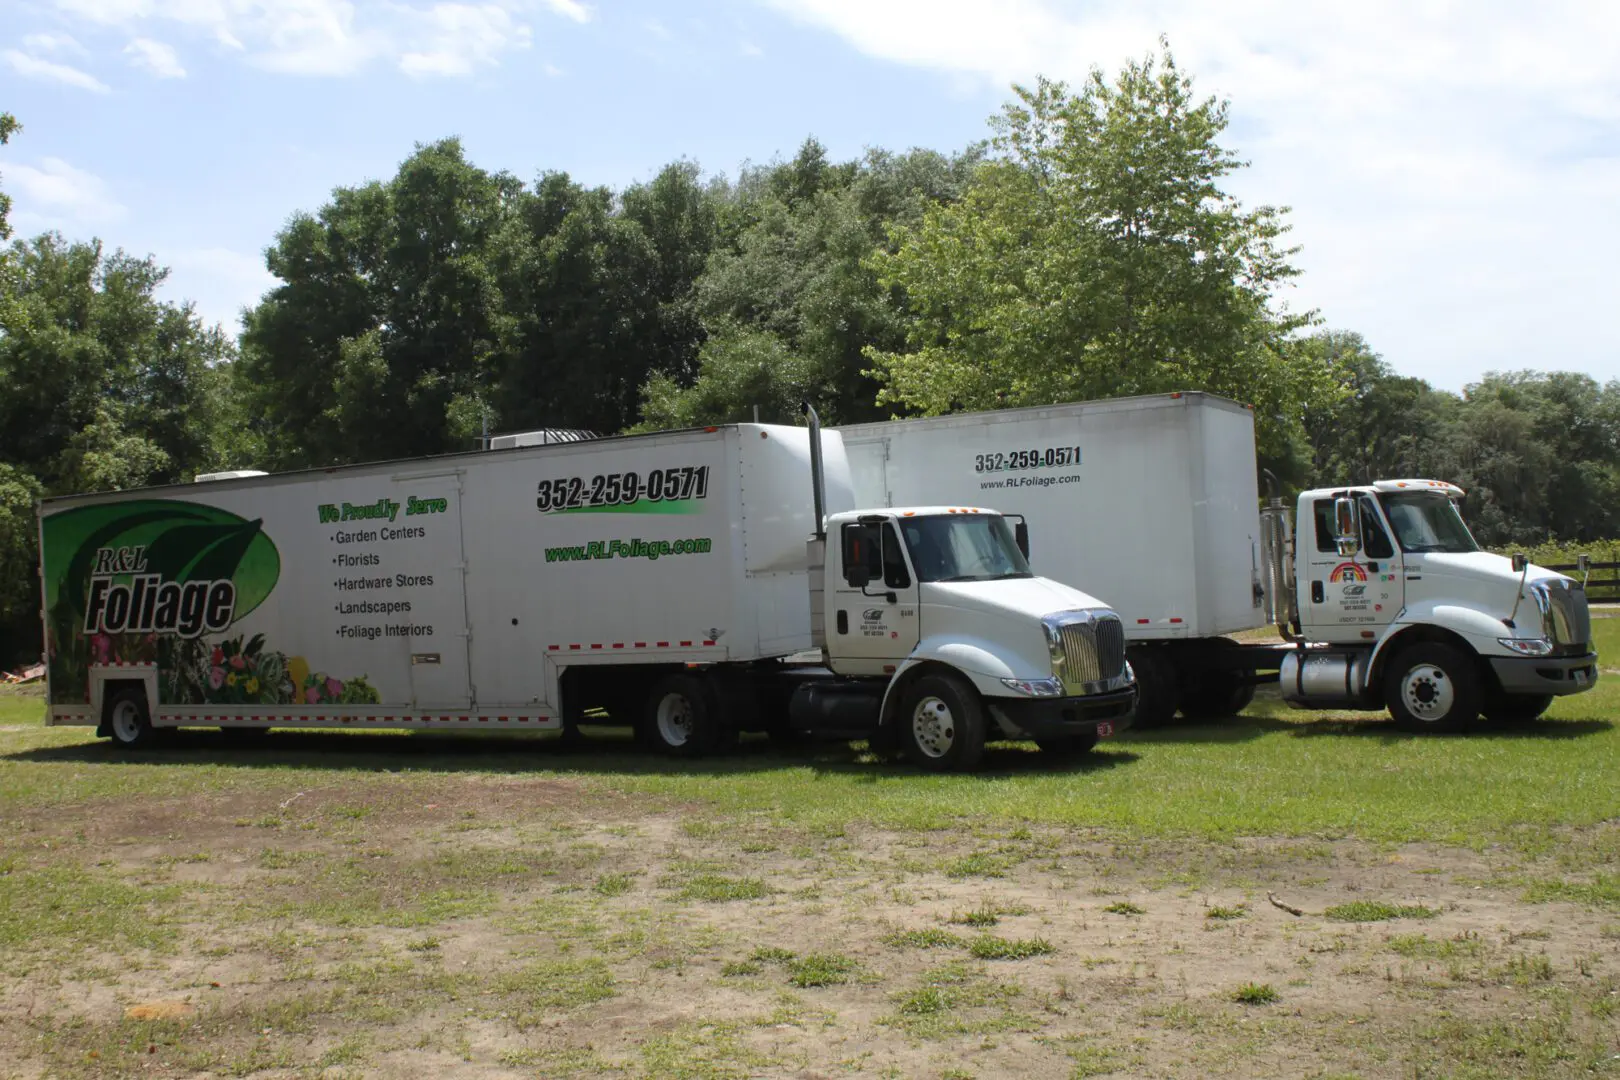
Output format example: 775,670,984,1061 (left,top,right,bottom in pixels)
1577,553,1590,573
845,563,871,589
1511,553,1528,574
1014,521,1030,560
1333,496,1361,557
